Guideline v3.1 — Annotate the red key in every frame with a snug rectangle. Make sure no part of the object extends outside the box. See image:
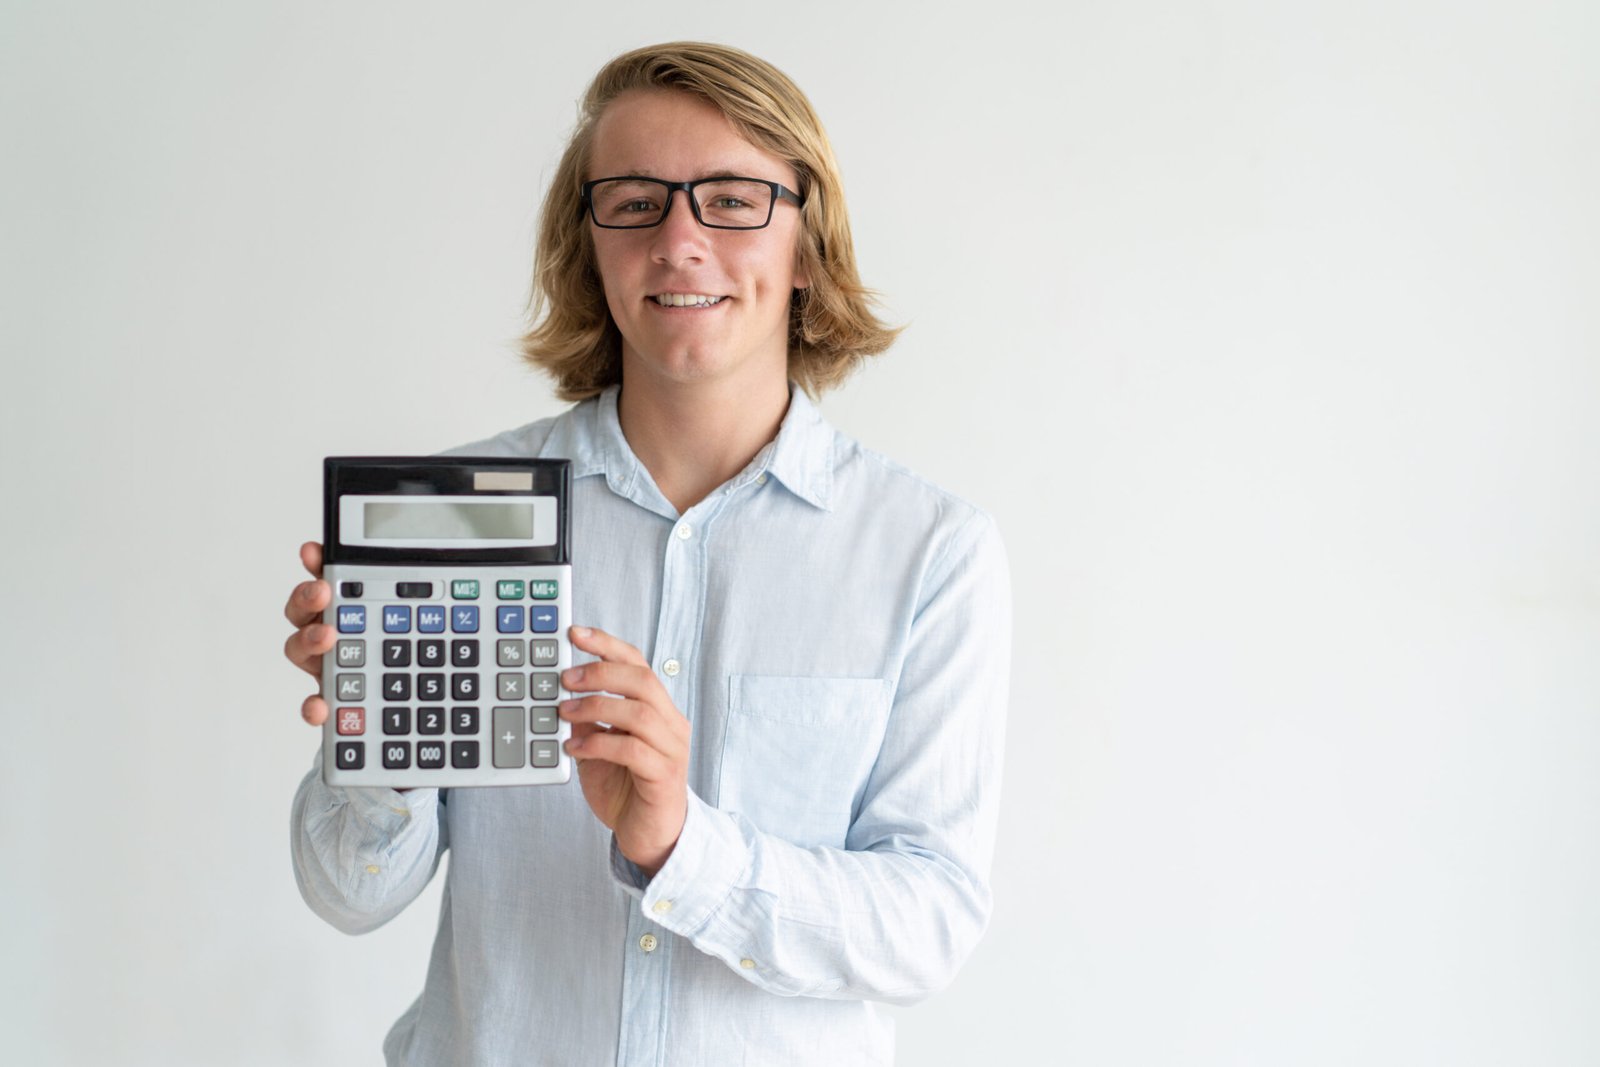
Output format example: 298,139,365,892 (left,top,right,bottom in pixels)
337,707,366,735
